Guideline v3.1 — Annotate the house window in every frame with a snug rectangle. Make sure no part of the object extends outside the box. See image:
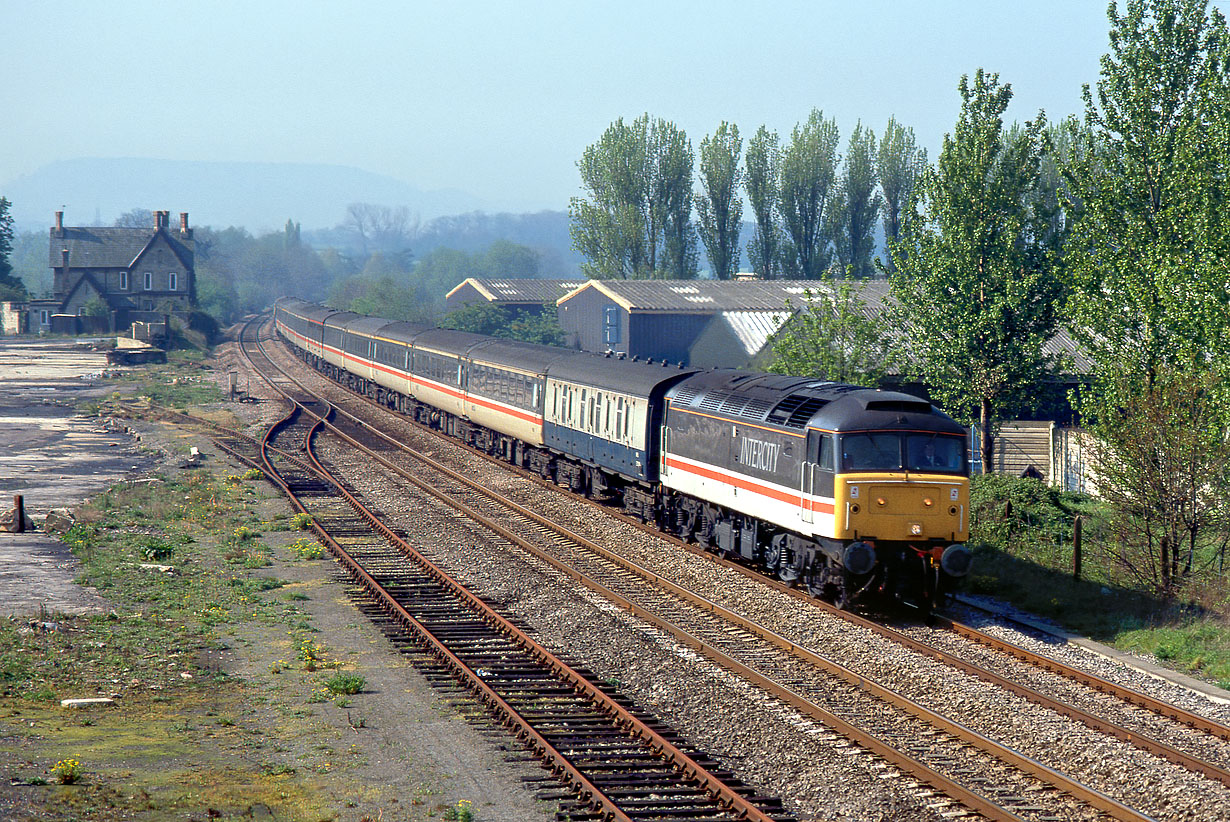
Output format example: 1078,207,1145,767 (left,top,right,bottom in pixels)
40,310,49,325
144,271,153,290
169,272,178,291
120,271,128,291
603,305,620,345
